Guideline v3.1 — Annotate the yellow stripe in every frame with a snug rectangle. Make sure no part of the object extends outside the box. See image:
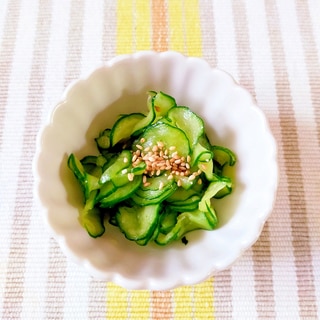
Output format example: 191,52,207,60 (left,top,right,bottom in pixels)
130,290,151,319
135,0,152,50
184,0,202,56
116,0,134,54
167,0,185,53
173,285,193,317
193,278,215,318
106,282,129,319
